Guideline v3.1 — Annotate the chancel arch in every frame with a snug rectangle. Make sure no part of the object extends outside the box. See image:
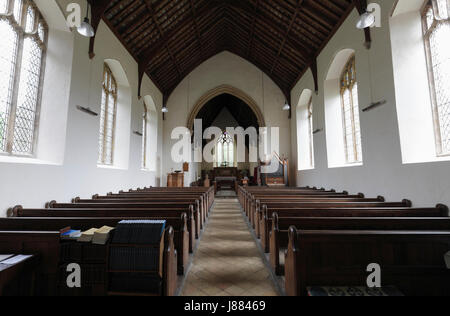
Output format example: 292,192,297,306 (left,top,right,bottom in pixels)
187,85,266,132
